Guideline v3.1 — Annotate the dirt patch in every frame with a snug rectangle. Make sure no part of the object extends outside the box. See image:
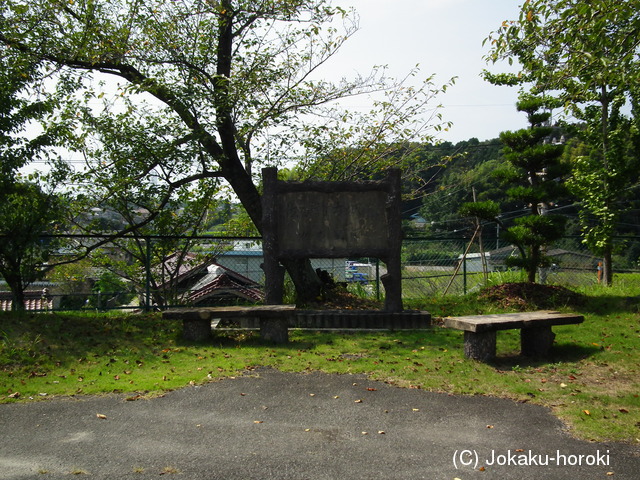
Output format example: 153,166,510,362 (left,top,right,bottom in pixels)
302,287,382,310
479,282,586,310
